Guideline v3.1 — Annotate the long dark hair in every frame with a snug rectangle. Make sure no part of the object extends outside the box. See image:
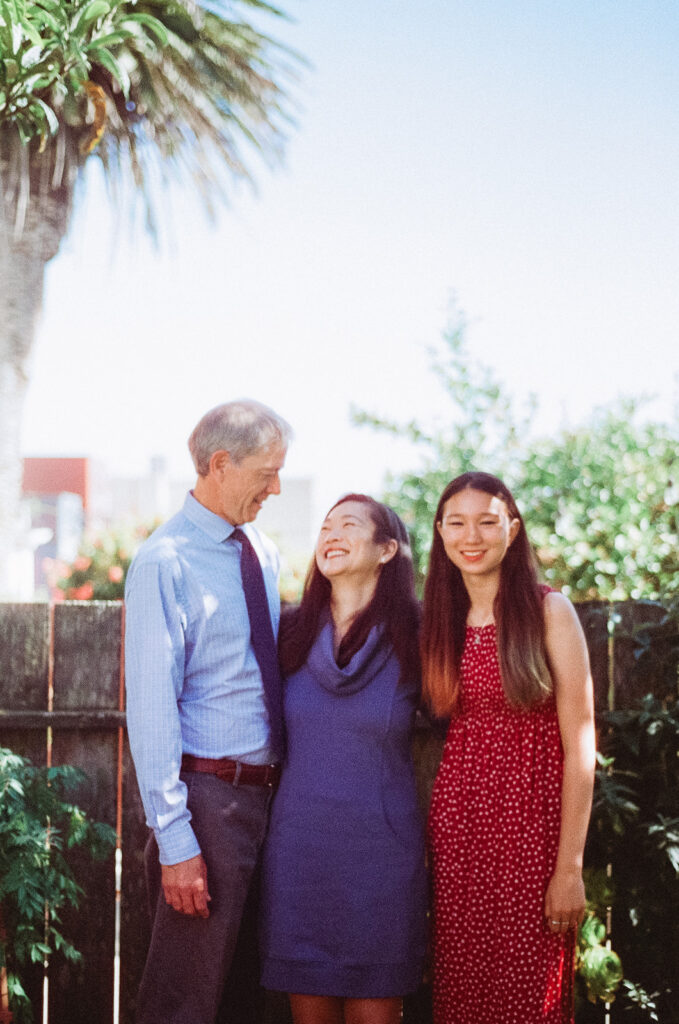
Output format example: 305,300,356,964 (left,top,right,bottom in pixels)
421,472,552,716
279,494,421,683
